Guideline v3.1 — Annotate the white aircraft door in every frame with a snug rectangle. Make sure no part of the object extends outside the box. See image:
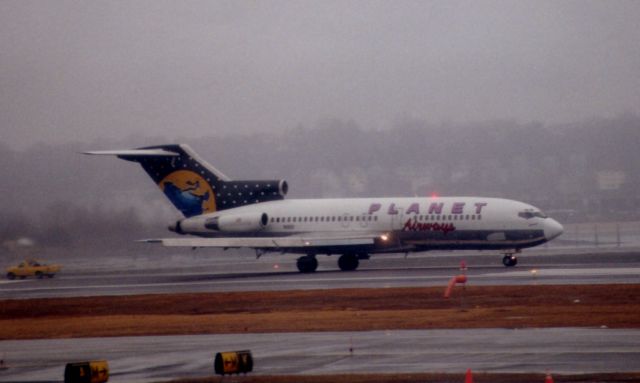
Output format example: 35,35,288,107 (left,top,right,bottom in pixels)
391,208,404,231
